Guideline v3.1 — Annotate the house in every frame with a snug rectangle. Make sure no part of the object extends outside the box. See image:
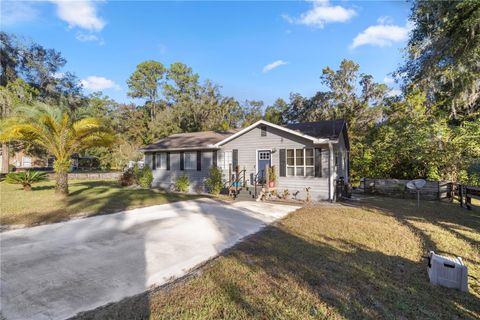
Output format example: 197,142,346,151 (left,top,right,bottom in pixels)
0,151,99,172
140,119,349,201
